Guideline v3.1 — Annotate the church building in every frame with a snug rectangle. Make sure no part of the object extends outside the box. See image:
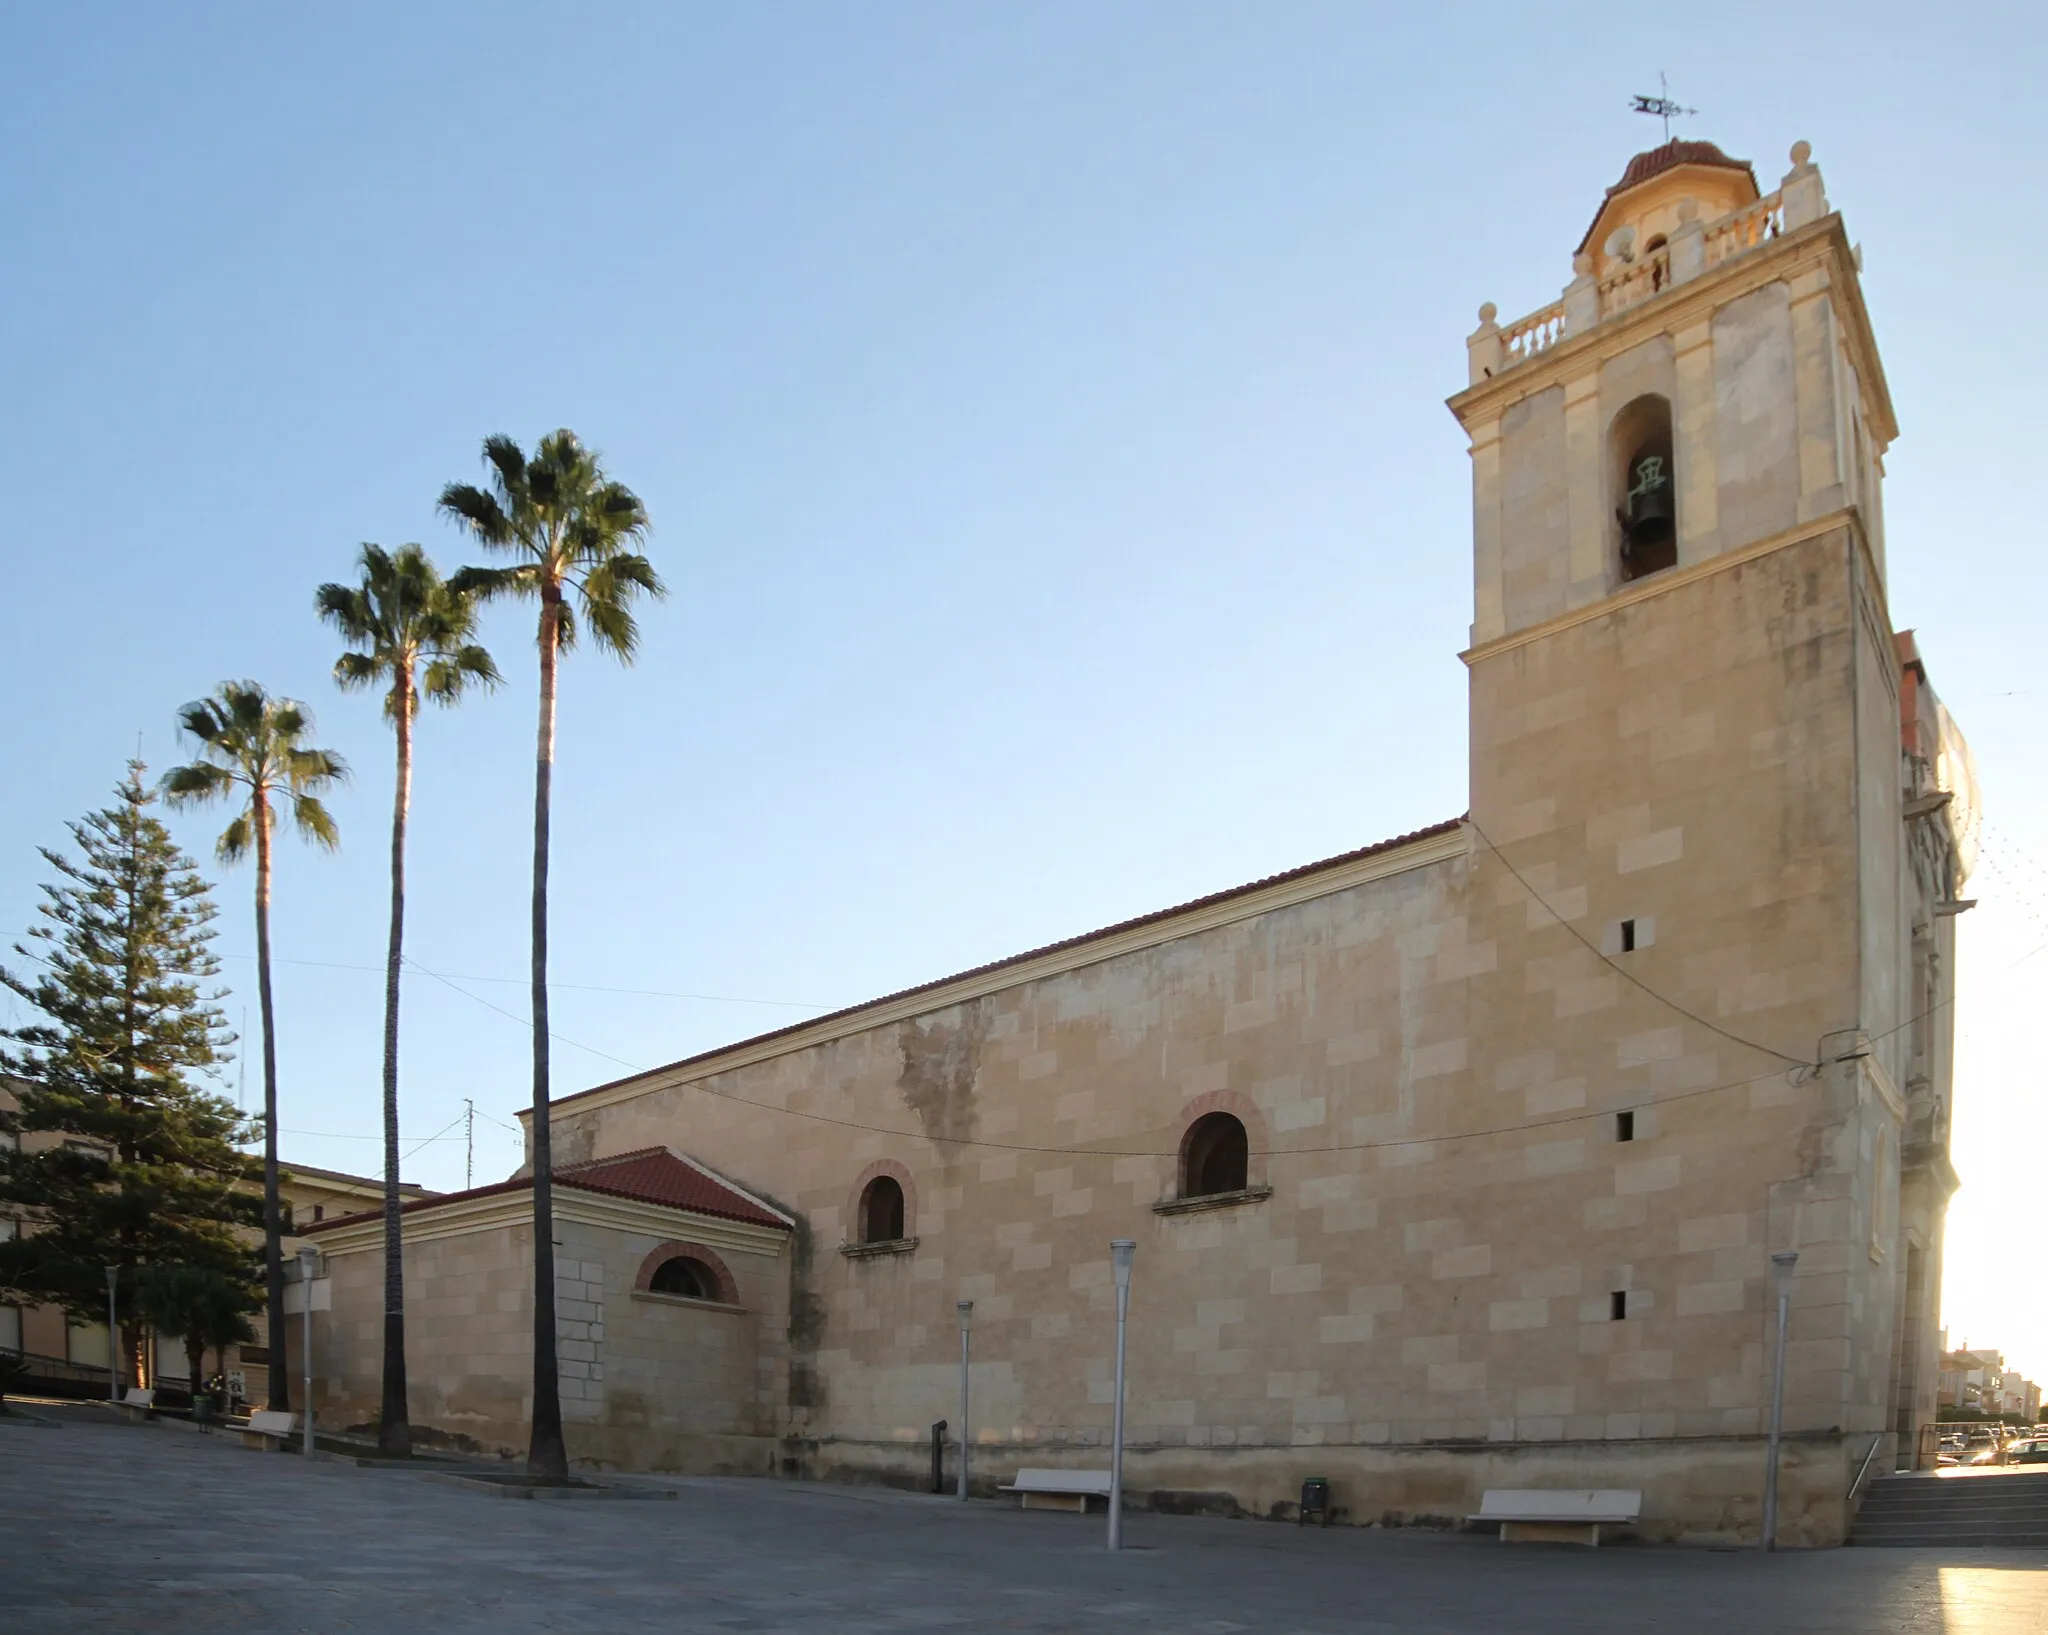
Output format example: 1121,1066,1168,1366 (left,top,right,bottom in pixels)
306,137,1973,1546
